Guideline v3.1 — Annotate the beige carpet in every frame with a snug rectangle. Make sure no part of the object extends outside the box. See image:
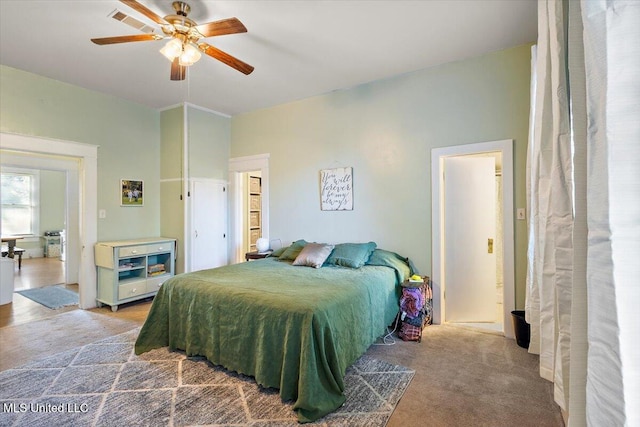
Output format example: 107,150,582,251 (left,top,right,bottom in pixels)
370,324,564,427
